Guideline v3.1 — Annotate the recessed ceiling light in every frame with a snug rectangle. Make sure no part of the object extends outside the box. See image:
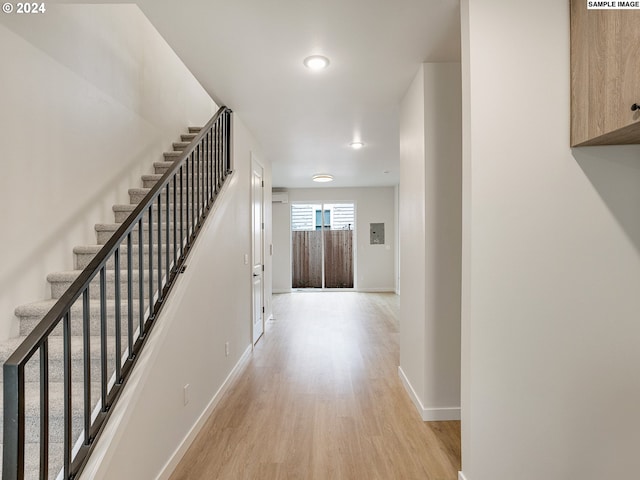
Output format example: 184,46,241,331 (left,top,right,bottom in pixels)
350,141,364,150
312,174,334,183
304,55,330,71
